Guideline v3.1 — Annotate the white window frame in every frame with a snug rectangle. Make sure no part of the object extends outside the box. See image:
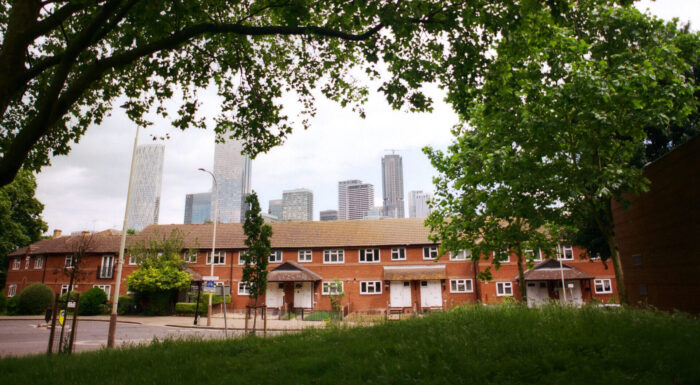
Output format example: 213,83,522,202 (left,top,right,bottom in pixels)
60,284,74,295
594,279,613,294
450,250,471,261
7,284,17,297
93,284,111,300
238,251,255,265
423,246,438,260
100,255,114,278
237,282,250,296
322,281,344,295
557,244,574,260
128,255,137,265
524,249,543,261
298,249,312,263
359,281,382,295
11,258,21,270
323,249,344,264
64,255,74,268
359,248,380,263
269,250,283,263
184,250,197,264
494,249,511,263
25,256,30,269
496,282,513,296
207,251,226,265
34,255,43,269
450,279,473,293
391,248,406,261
